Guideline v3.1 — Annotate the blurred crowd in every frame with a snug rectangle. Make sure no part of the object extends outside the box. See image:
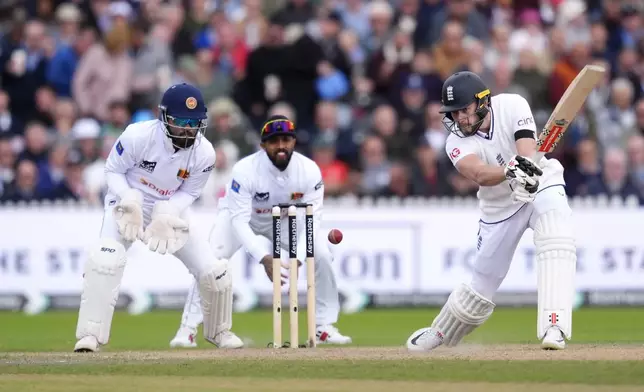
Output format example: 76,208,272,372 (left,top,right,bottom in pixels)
0,0,643,206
